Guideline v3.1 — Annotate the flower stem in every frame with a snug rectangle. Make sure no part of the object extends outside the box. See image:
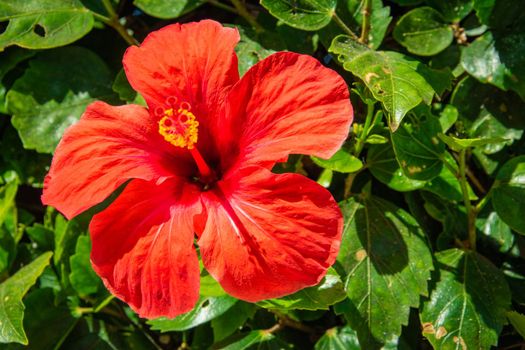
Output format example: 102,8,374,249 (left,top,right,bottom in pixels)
458,149,476,250
332,12,359,40
359,0,372,44
230,0,264,32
